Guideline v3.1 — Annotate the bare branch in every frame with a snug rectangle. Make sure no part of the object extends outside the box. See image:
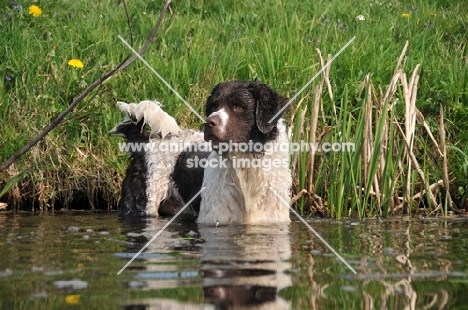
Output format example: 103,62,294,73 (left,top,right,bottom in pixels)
0,0,173,173
122,0,134,47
